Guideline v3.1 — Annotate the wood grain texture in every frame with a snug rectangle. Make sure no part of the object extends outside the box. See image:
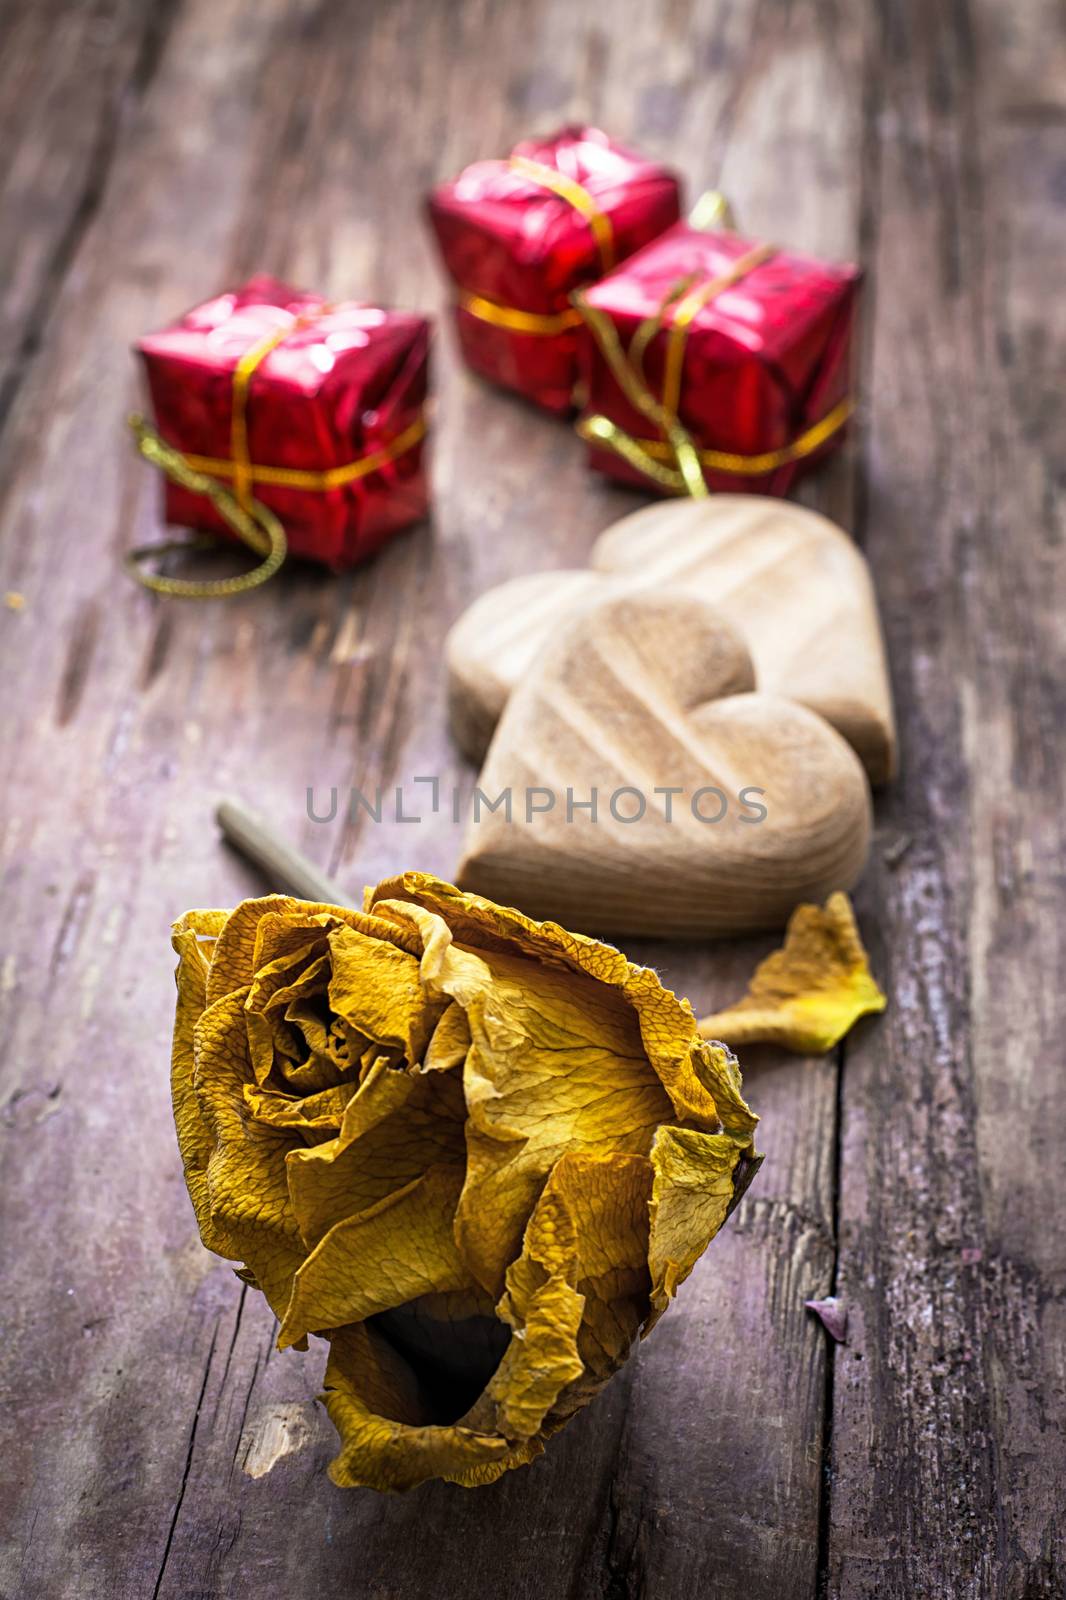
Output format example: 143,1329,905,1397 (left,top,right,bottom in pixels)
0,0,176,420
0,0,1060,1597
824,4,1066,1597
